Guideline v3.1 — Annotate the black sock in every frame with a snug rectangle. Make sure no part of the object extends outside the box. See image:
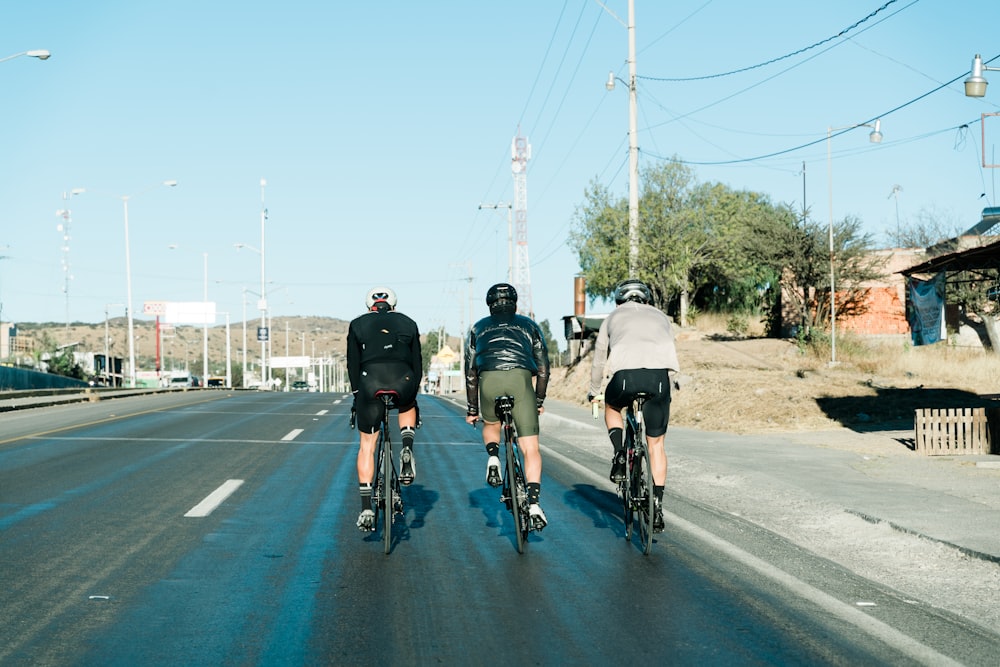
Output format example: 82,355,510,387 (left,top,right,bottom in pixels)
654,485,664,502
527,482,540,505
360,484,372,511
401,426,415,450
608,428,623,453
485,441,500,457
